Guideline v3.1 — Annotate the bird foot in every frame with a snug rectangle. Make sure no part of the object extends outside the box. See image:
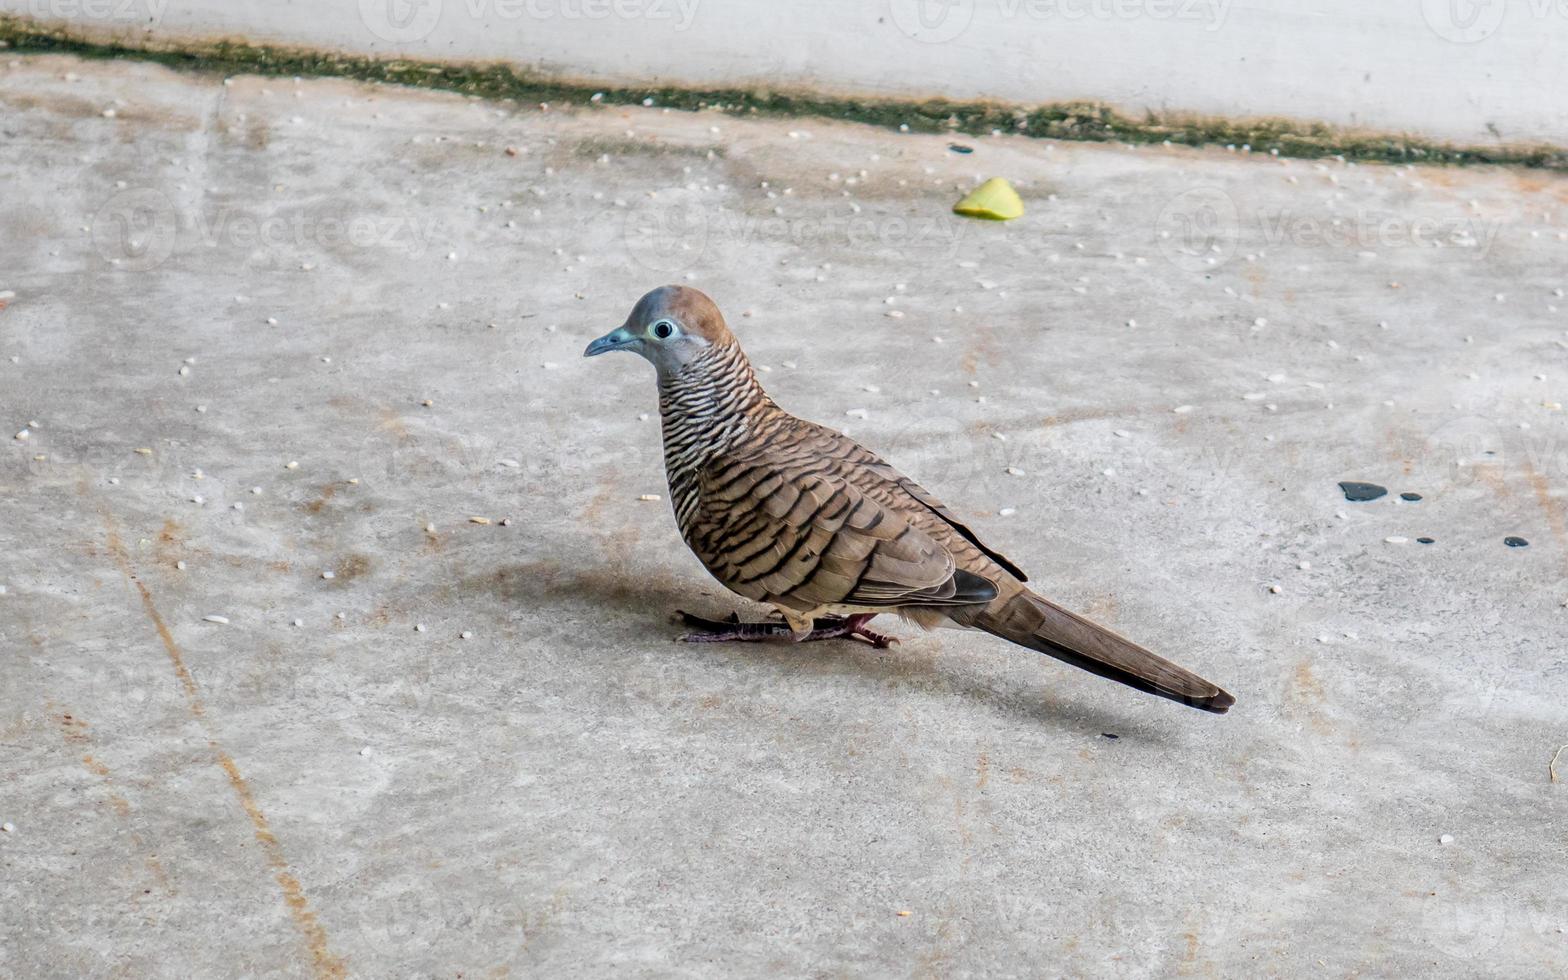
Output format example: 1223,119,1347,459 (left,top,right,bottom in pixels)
675,611,899,649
